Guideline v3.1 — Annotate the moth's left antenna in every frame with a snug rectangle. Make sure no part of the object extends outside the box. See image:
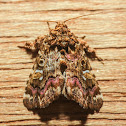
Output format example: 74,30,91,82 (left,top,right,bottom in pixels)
46,21,58,34
47,22,51,32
